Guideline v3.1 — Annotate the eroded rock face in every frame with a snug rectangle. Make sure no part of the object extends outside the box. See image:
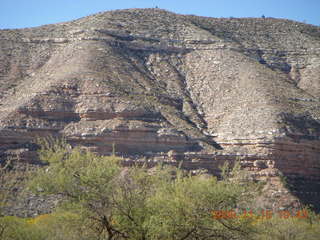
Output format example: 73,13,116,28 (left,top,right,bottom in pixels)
0,9,320,212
